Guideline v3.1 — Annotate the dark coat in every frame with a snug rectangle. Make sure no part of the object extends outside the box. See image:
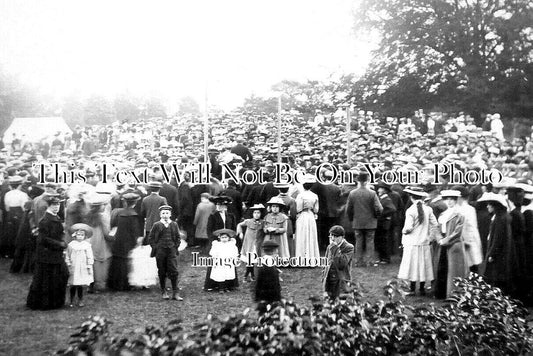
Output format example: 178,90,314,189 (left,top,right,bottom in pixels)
159,183,179,220
230,143,253,162
207,211,237,240
322,239,354,298
149,221,181,251
110,208,142,258
141,193,167,232
177,182,194,218
255,262,281,303
346,186,383,230
35,212,66,264
377,194,396,230
221,187,243,222
482,211,516,290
